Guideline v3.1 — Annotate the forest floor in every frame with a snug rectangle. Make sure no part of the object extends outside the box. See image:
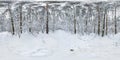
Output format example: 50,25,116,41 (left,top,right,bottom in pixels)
0,30,120,60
